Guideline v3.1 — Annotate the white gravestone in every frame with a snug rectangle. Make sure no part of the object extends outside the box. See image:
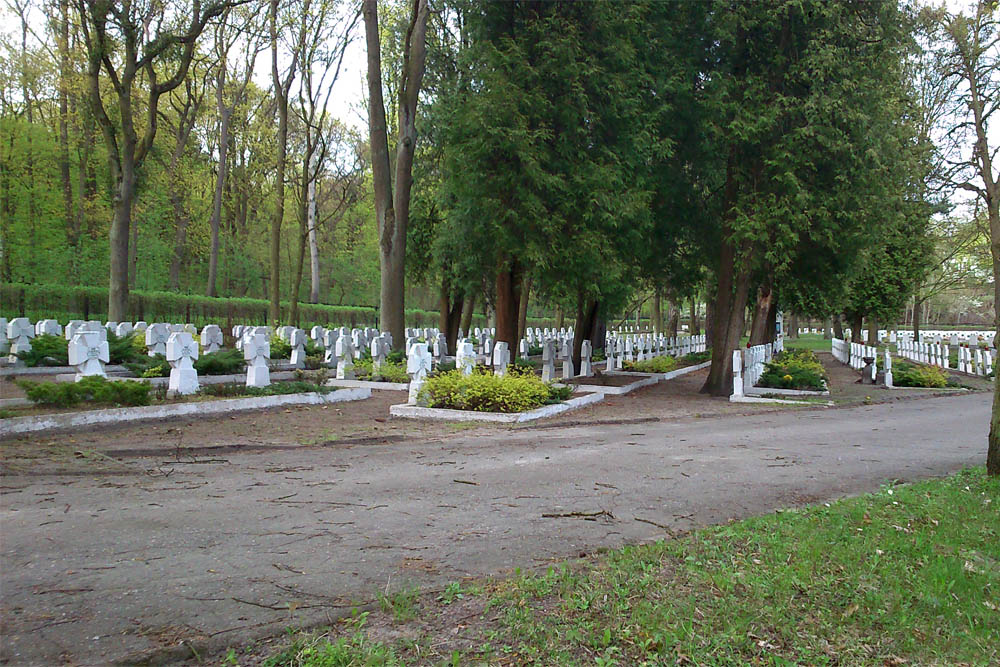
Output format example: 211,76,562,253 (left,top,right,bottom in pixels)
351,330,365,360
580,340,594,377
133,321,148,334
289,329,307,369
322,329,339,364
68,330,109,381
166,332,200,396
0,317,7,355
201,324,223,354
371,335,388,378
335,336,356,380
560,339,575,379
541,340,556,383
310,325,325,341
456,340,476,376
406,342,433,404
493,341,510,377
64,320,83,340
519,338,530,358
115,322,134,338
145,323,170,357
38,319,63,337
7,318,33,362
244,333,271,387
